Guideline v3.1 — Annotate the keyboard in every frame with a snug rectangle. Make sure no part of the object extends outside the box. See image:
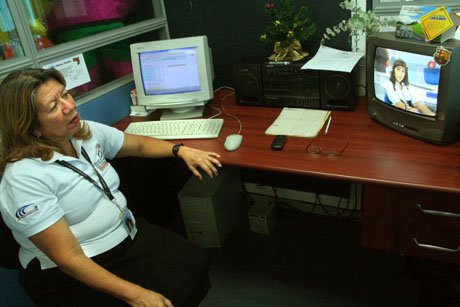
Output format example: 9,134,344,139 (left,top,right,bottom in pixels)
125,118,224,139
